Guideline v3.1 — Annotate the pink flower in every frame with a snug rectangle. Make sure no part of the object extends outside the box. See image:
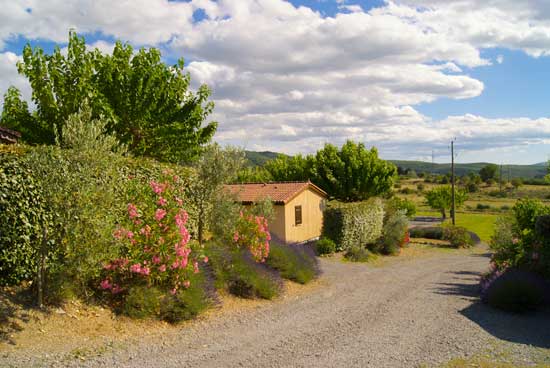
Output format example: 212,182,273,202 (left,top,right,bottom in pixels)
155,208,167,222
183,280,191,288
203,256,209,263
193,261,199,274
130,263,142,273
152,255,161,264
141,267,151,276
113,227,125,240
111,284,123,294
233,231,239,242
126,231,134,239
170,288,177,295
175,197,183,206
127,203,139,219
100,279,112,290
159,264,167,272
157,197,168,206
149,180,167,195
139,225,152,238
